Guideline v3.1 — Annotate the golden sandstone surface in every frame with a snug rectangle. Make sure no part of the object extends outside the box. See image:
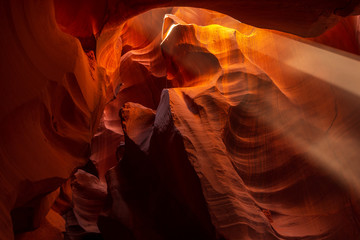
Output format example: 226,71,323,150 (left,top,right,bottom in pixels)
1,0,360,239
